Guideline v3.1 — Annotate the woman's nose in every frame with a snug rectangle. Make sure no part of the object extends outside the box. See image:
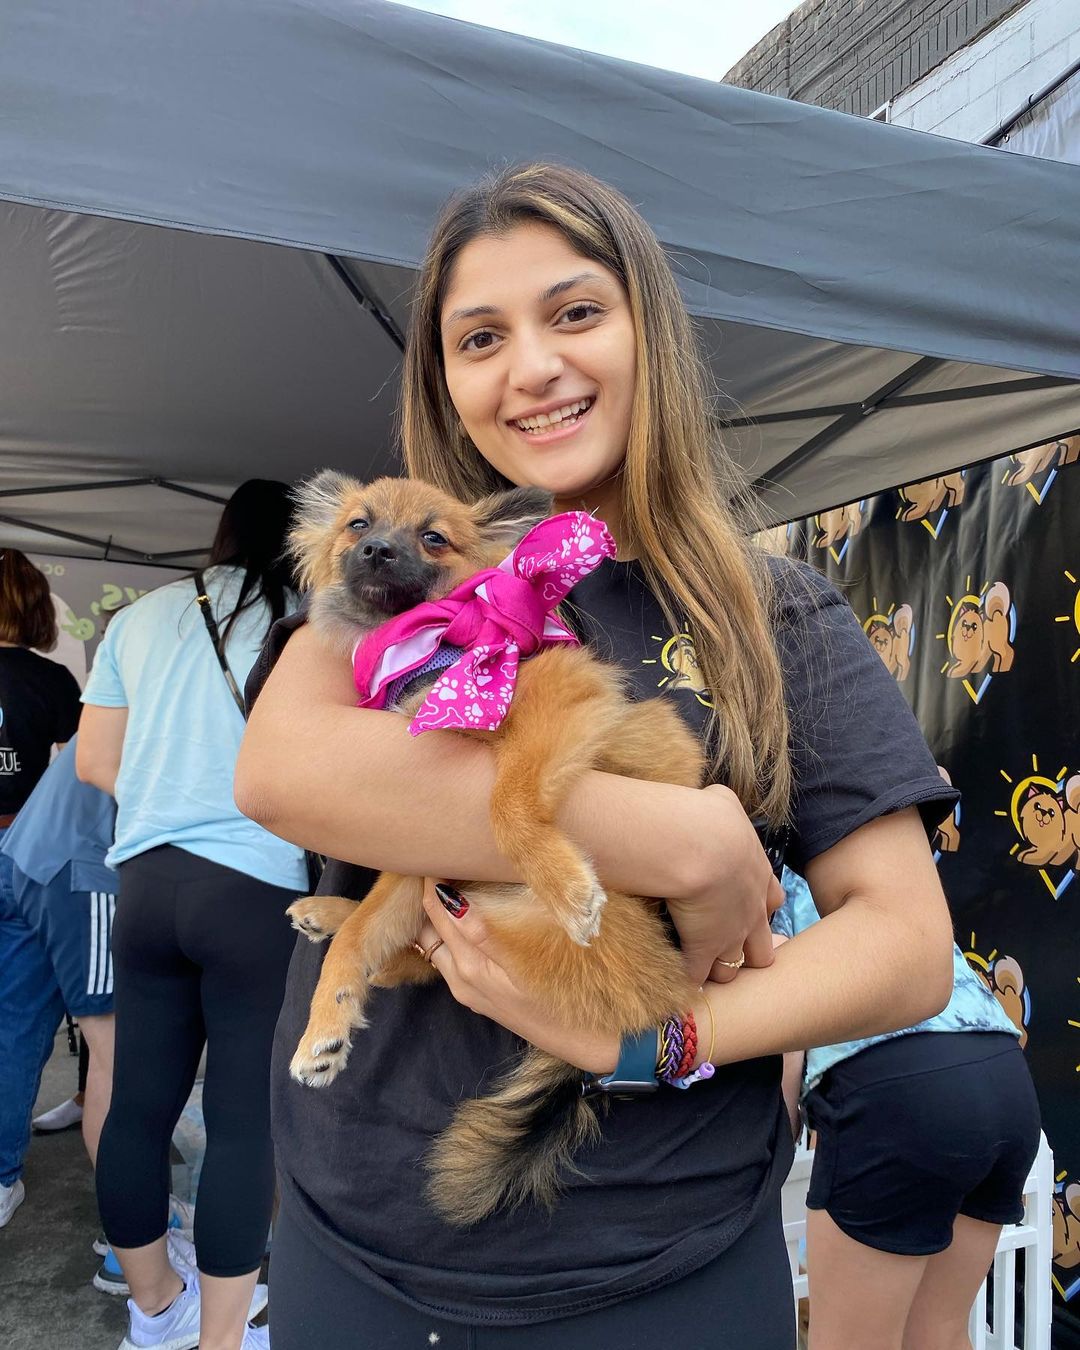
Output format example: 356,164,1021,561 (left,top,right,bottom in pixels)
508,332,564,393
